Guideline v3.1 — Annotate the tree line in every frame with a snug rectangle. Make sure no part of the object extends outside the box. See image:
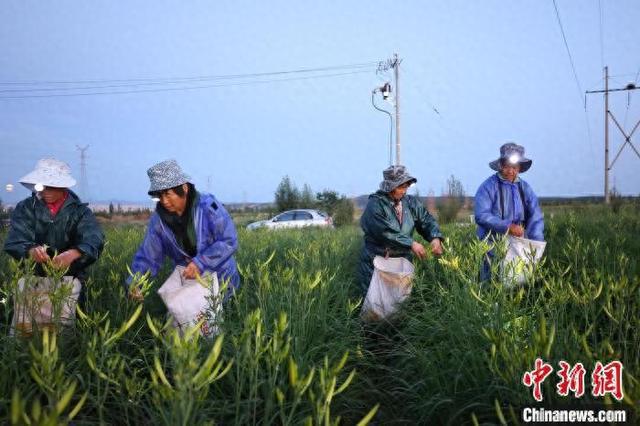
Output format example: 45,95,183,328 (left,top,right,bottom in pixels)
274,176,354,227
